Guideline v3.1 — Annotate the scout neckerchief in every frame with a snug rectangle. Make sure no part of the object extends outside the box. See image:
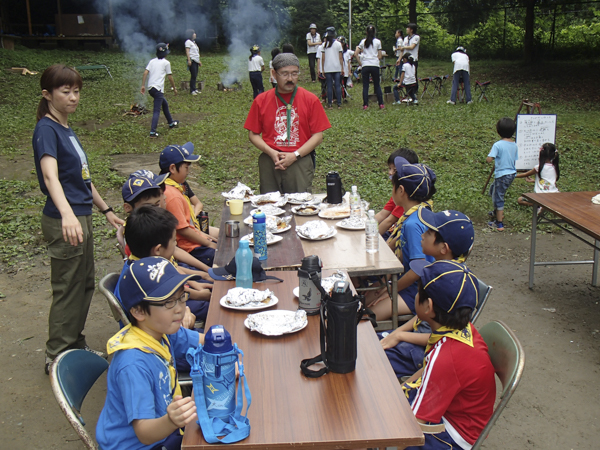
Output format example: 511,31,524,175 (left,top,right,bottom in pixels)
164,177,201,230
128,252,177,267
275,86,298,145
107,324,182,399
390,202,431,259
403,323,474,396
